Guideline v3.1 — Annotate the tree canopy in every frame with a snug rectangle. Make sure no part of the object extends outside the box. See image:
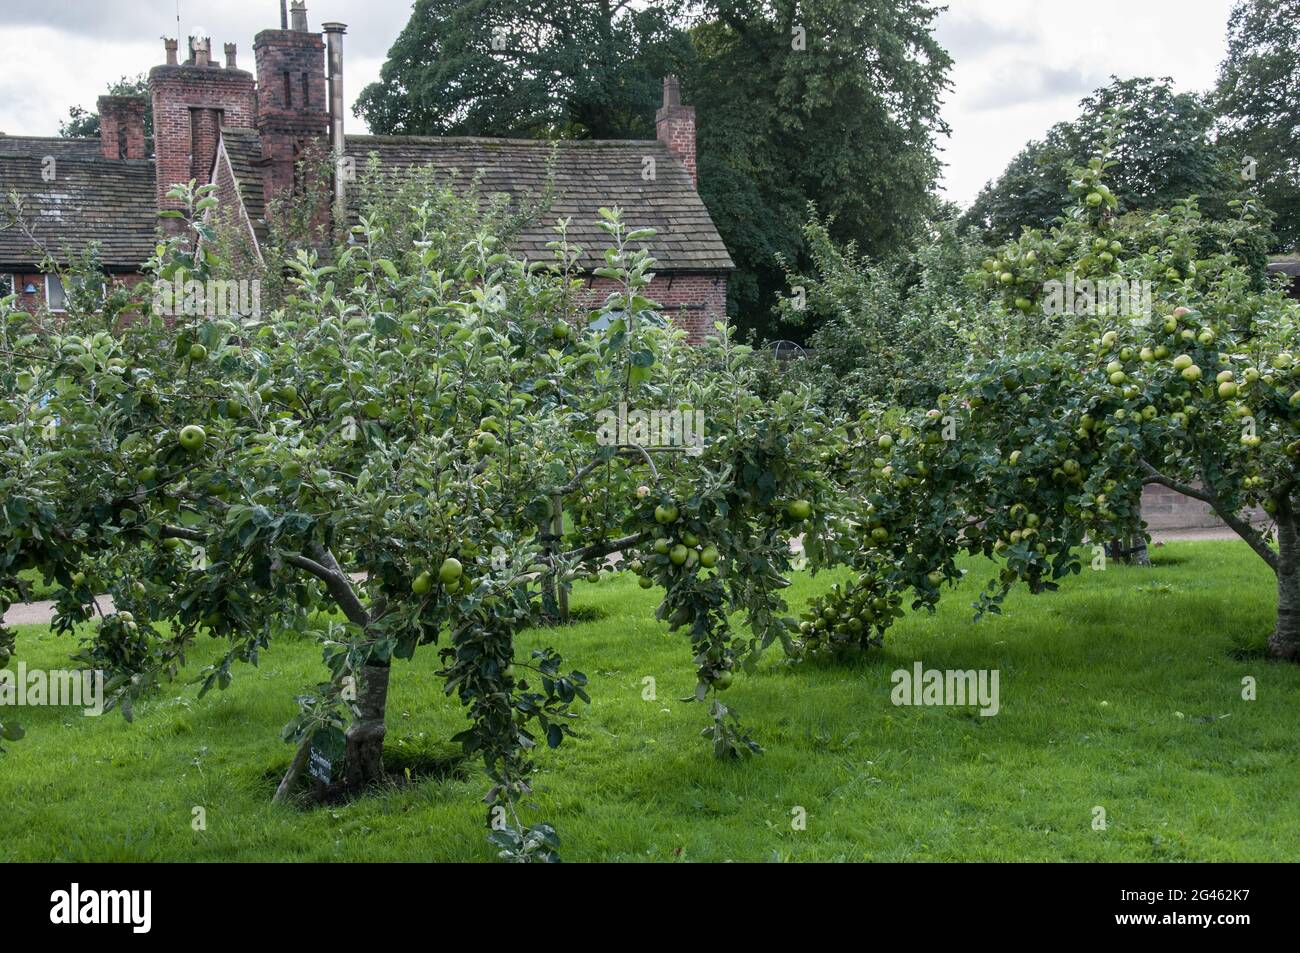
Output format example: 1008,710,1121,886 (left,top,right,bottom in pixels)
1214,0,1300,253
354,0,692,139
960,77,1249,243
